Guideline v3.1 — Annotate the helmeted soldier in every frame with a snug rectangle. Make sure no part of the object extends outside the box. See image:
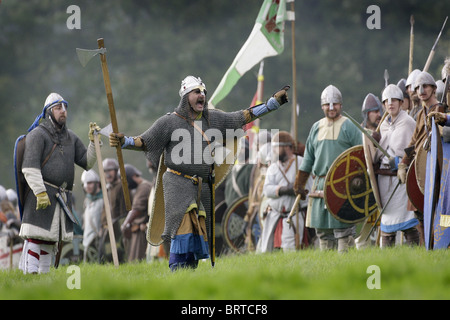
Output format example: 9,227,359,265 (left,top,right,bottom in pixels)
405,69,422,120
397,78,411,111
97,157,128,263
361,93,383,132
398,72,445,243
18,92,98,274
109,76,290,270
440,57,450,109
81,169,103,261
294,85,362,252
375,84,419,247
398,71,445,185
